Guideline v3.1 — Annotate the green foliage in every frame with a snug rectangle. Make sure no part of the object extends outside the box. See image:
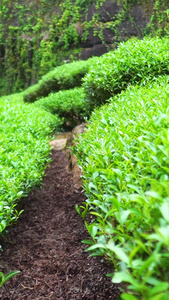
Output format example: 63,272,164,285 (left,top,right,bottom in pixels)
0,96,59,235
0,0,101,95
0,0,85,95
83,37,169,107
0,270,20,288
23,57,98,103
34,87,90,128
74,76,169,299
146,0,169,37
